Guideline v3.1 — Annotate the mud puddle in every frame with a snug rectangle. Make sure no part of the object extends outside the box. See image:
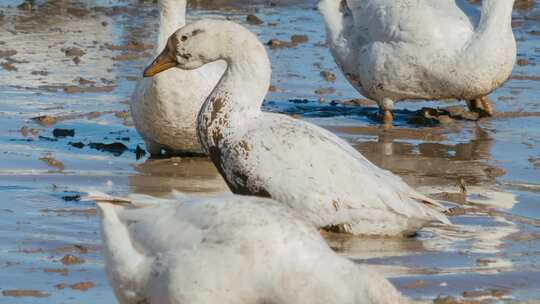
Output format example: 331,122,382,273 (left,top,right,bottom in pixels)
0,0,539,303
